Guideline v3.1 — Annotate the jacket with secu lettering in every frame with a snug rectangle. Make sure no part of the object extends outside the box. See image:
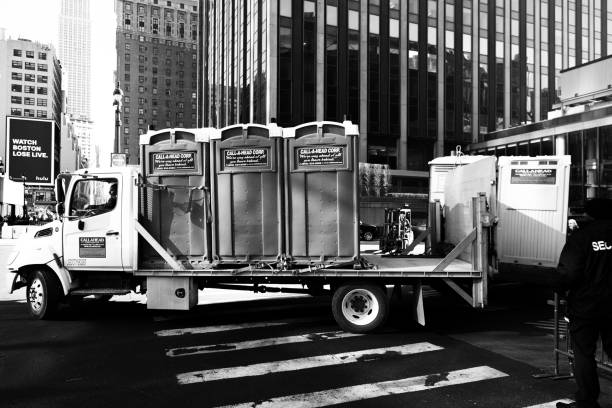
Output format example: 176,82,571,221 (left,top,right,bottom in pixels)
556,219,612,319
